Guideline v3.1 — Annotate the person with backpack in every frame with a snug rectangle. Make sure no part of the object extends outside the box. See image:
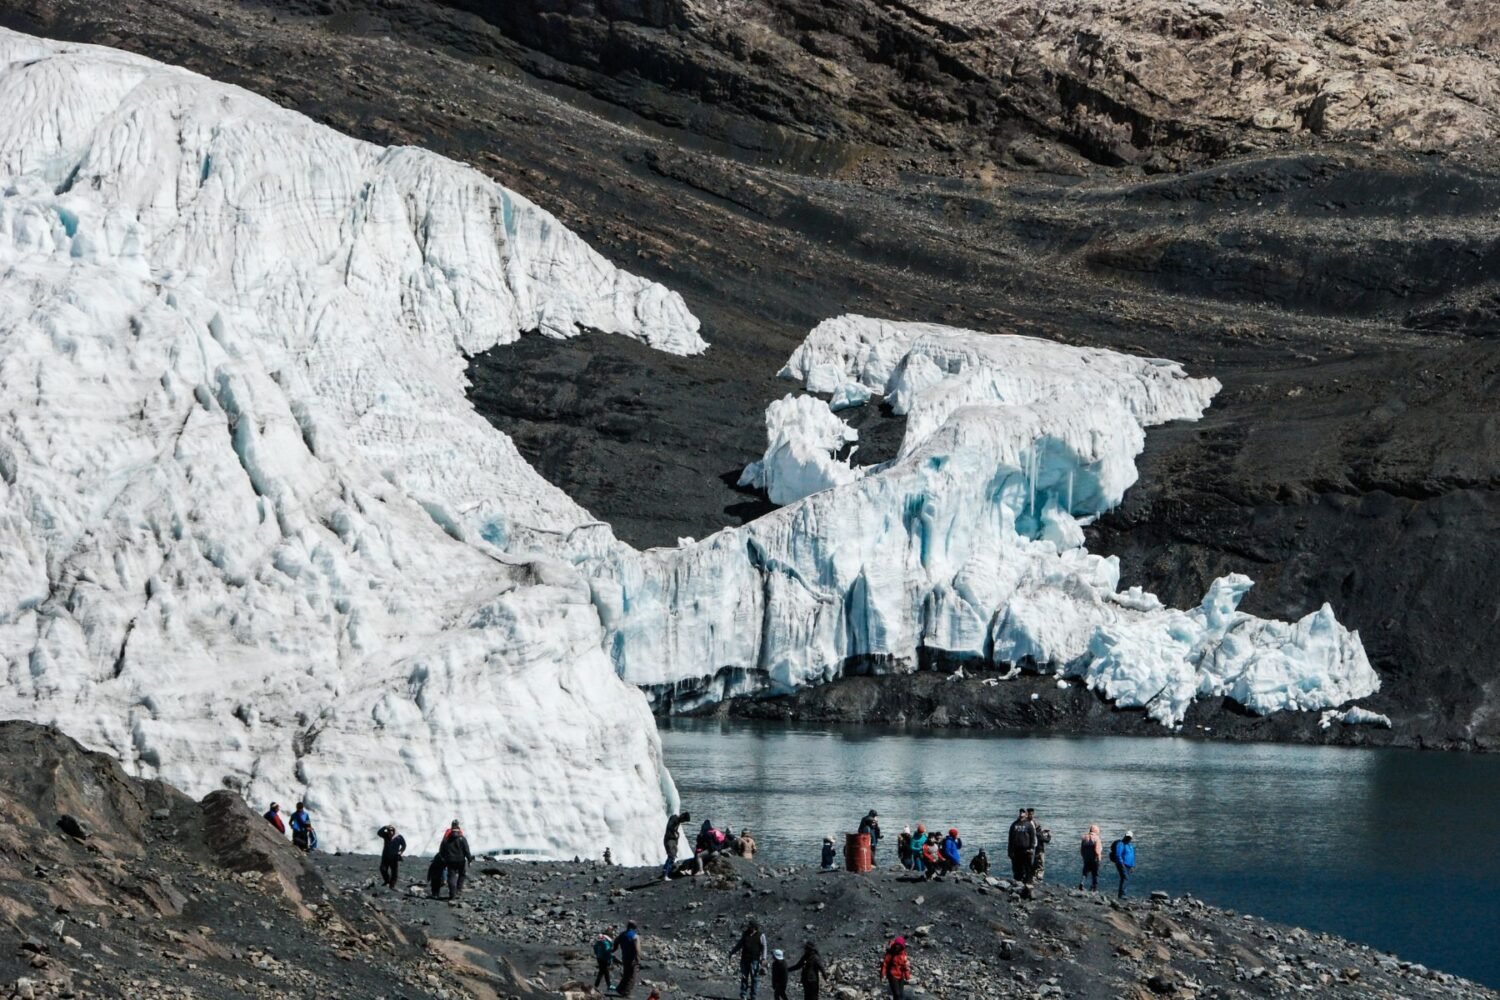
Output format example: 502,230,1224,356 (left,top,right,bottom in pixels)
663,810,690,880
1111,831,1137,898
969,848,989,875
439,819,473,899
788,941,827,1000
378,824,406,888
878,936,911,999
728,919,768,1000
614,920,641,996
939,828,962,875
1027,808,1051,882
820,836,836,871
1007,809,1035,881
592,929,615,992
288,802,314,852
857,810,881,864
770,948,790,1000
263,802,286,835
1079,824,1103,891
